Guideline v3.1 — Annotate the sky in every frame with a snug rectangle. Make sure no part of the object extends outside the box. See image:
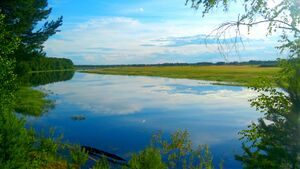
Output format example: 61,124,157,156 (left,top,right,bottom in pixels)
45,0,283,65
